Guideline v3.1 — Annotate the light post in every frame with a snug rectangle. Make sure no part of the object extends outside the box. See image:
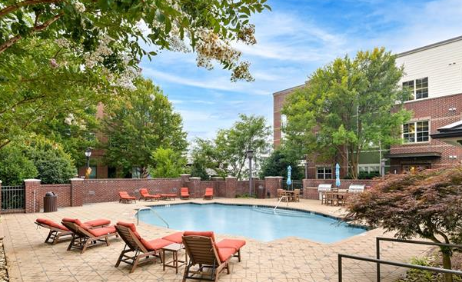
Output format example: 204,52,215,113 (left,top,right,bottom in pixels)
85,148,92,179
246,149,254,196
380,158,387,179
